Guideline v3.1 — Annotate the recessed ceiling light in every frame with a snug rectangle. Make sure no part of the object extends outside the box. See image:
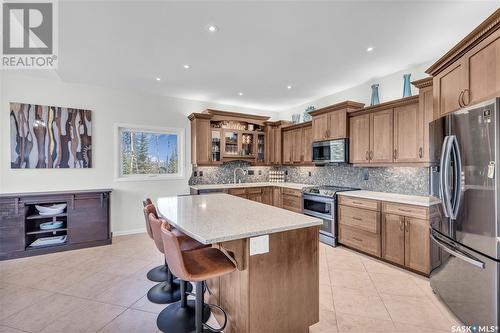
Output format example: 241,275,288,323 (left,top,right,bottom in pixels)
238,92,244,96
287,85,292,90
207,25,218,32
366,46,374,52
183,64,191,69
156,77,161,81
